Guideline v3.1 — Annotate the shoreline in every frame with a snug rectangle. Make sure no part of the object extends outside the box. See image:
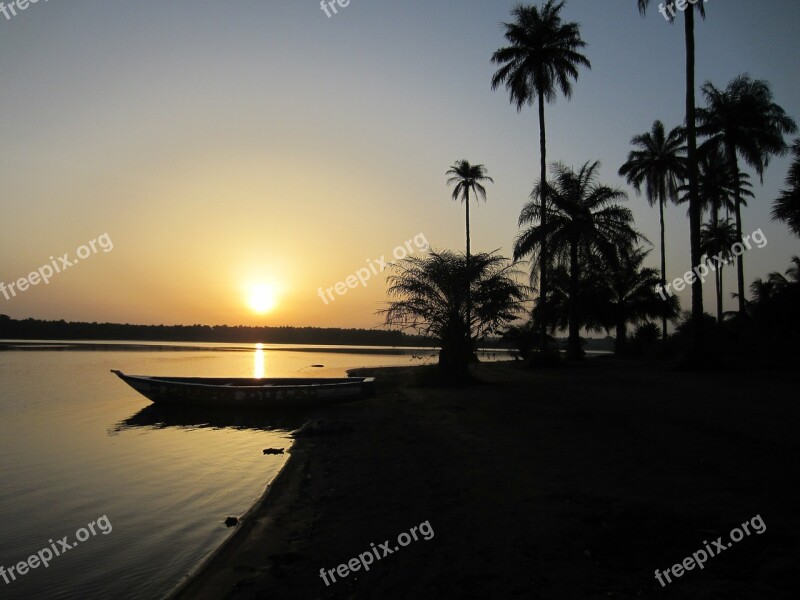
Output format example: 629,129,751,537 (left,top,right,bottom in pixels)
165,448,302,599
168,360,799,599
